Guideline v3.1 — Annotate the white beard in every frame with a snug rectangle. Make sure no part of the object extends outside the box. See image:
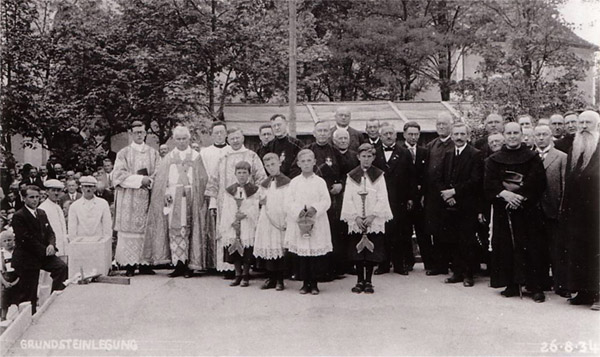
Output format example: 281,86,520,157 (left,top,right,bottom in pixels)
571,130,599,171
